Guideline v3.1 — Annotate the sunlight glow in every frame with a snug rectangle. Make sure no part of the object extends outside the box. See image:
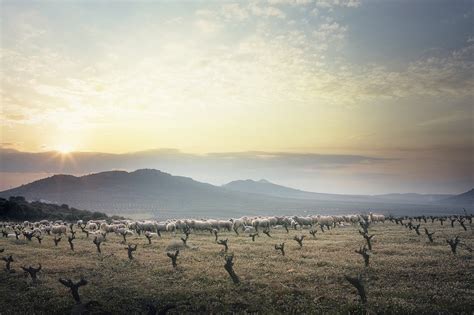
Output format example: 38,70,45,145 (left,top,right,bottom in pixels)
55,144,74,154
